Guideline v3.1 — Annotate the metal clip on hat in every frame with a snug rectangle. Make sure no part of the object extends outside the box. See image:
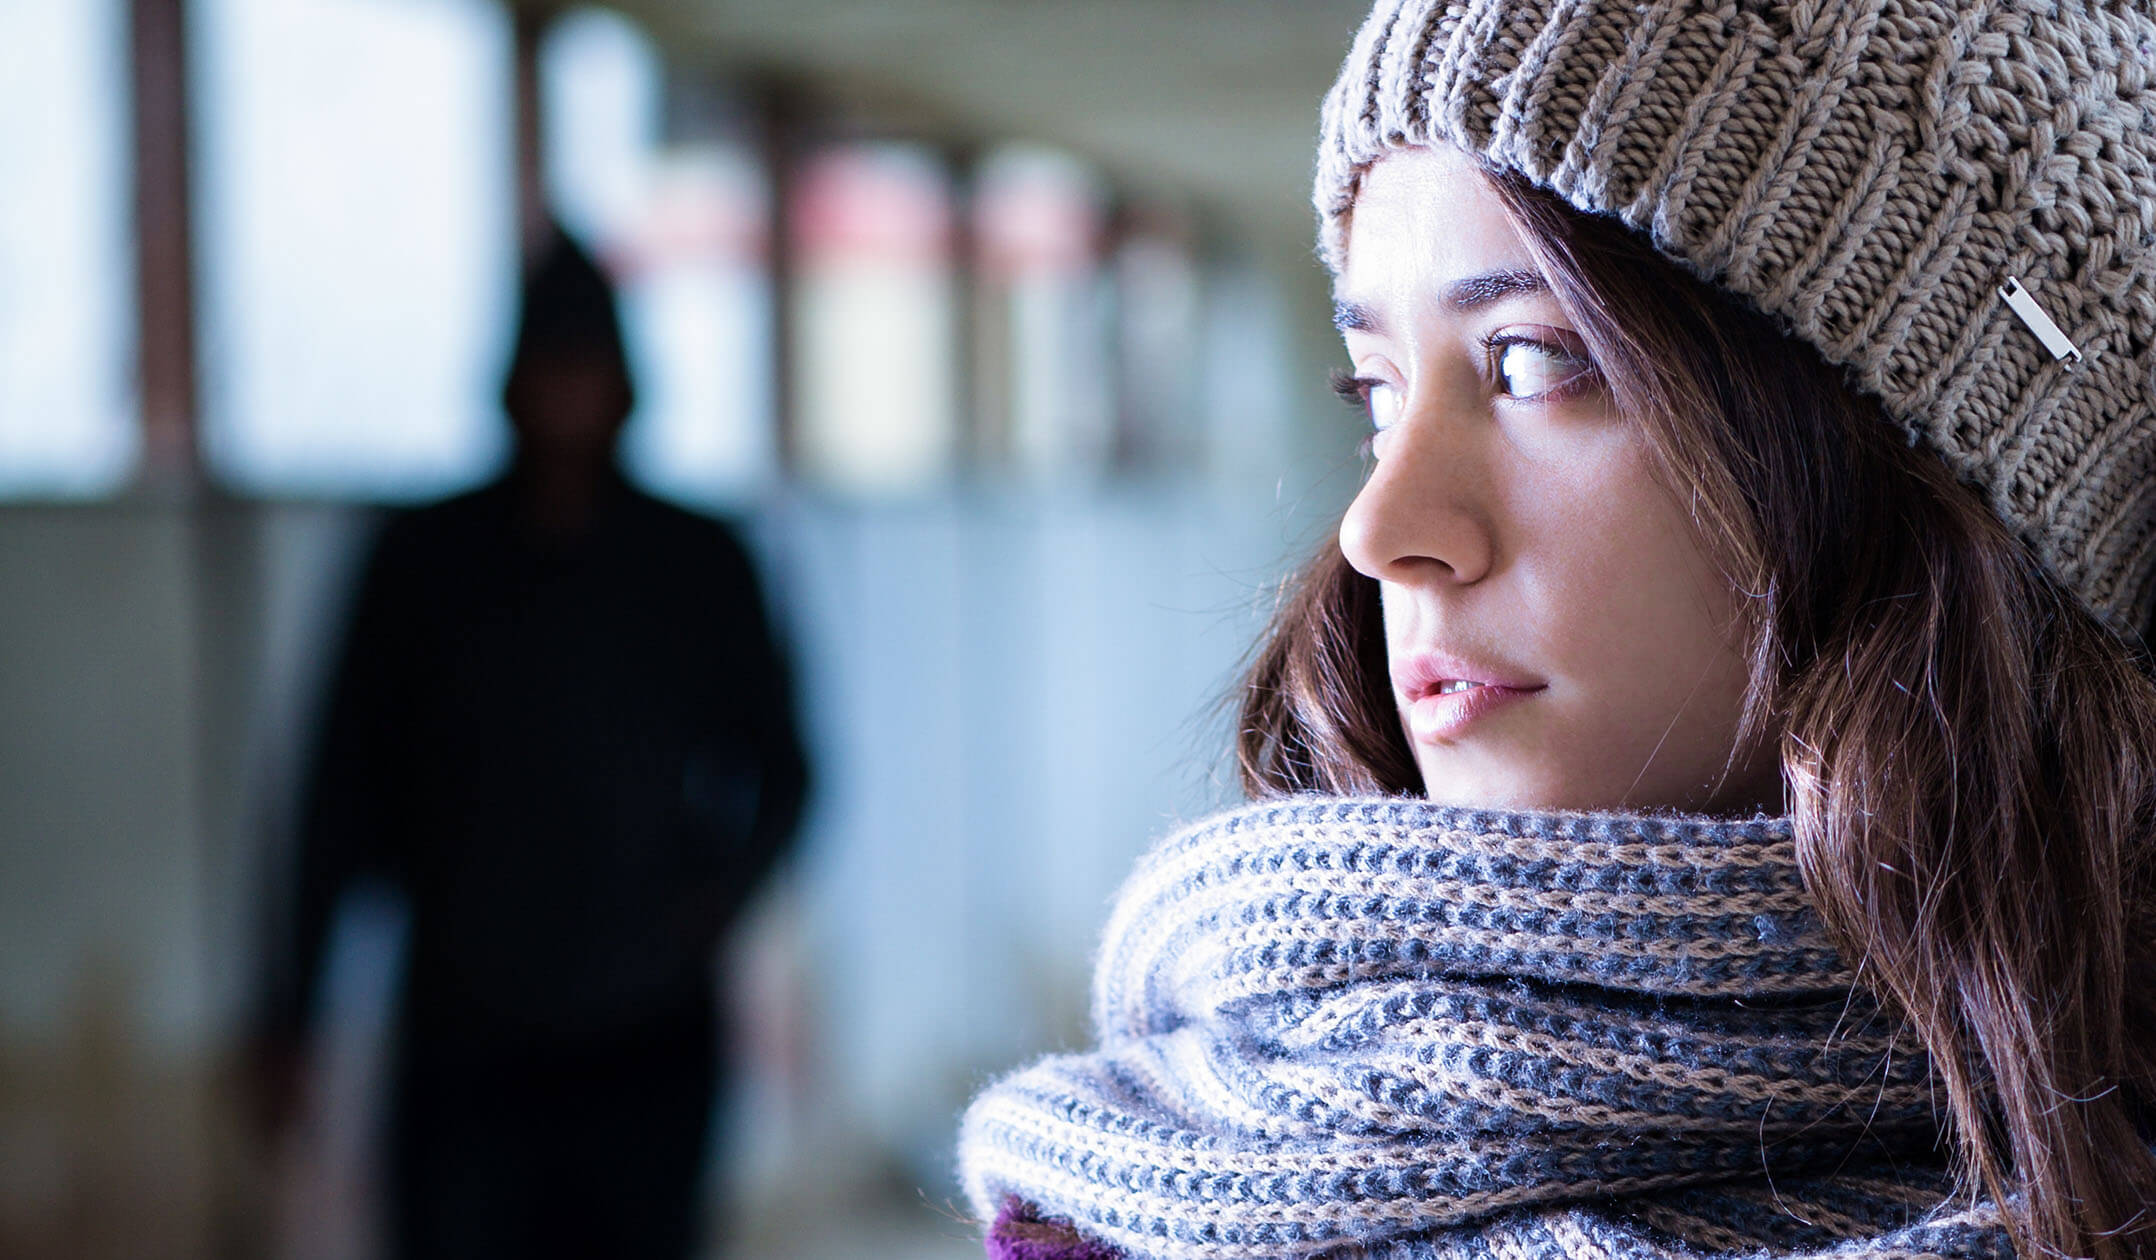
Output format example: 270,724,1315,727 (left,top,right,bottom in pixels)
1999,276,2086,370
